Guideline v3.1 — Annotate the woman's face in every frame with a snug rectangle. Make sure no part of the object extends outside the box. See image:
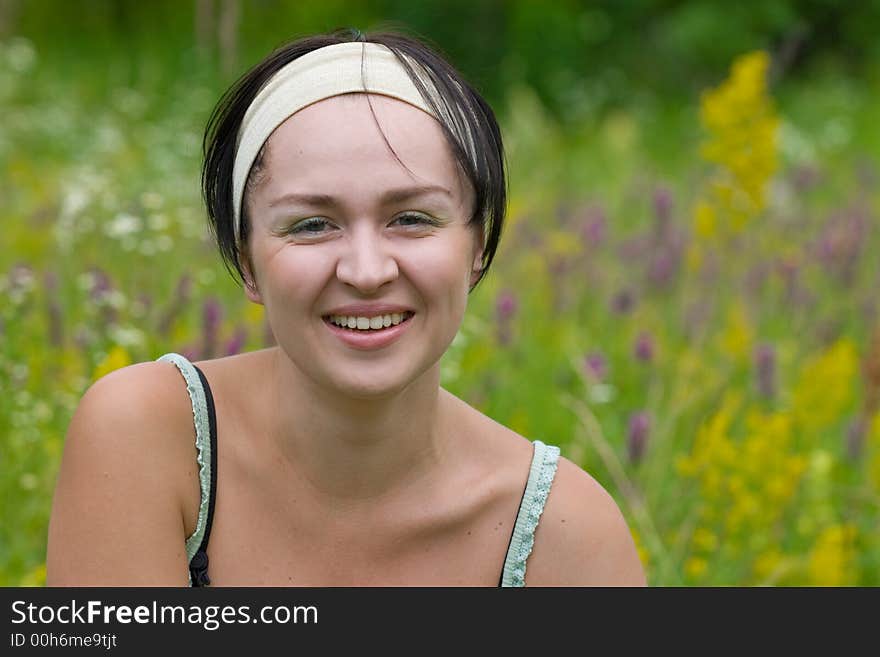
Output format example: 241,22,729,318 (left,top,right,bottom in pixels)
244,93,482,399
